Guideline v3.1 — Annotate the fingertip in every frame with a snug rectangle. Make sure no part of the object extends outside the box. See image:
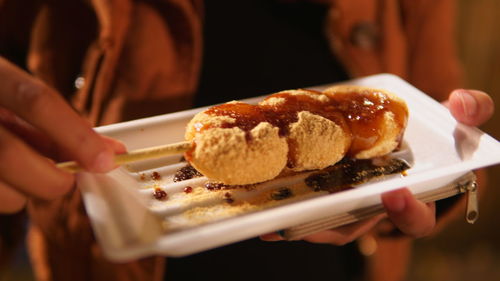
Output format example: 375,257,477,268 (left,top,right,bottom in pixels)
449,89,494,126
448,90,465,115
90,149,116,173
80,136,126,173
102,136,127,155
260,232,285,242
448,89,477,124
382,188,436,237
381,188,410,213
